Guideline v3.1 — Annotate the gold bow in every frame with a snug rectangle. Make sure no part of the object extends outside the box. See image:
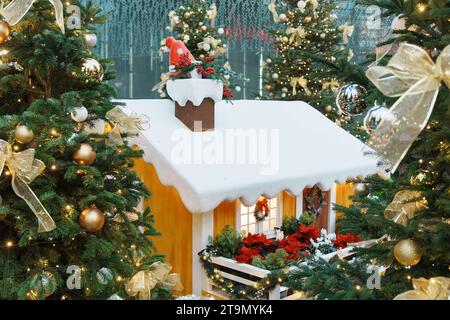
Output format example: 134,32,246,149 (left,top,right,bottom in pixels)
322,79,340,93
338,23,354,44
298,0,318,13
0,140,56,232
167,10,178,32
384,190,428,226
125,262,183,300
268,0,279,23
366,43,450,172
105,107,147,146
290,77,311,96
0,0,65,33
286,27,306,45
394,277,450,300
198,36,220,51
208,4,217,28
